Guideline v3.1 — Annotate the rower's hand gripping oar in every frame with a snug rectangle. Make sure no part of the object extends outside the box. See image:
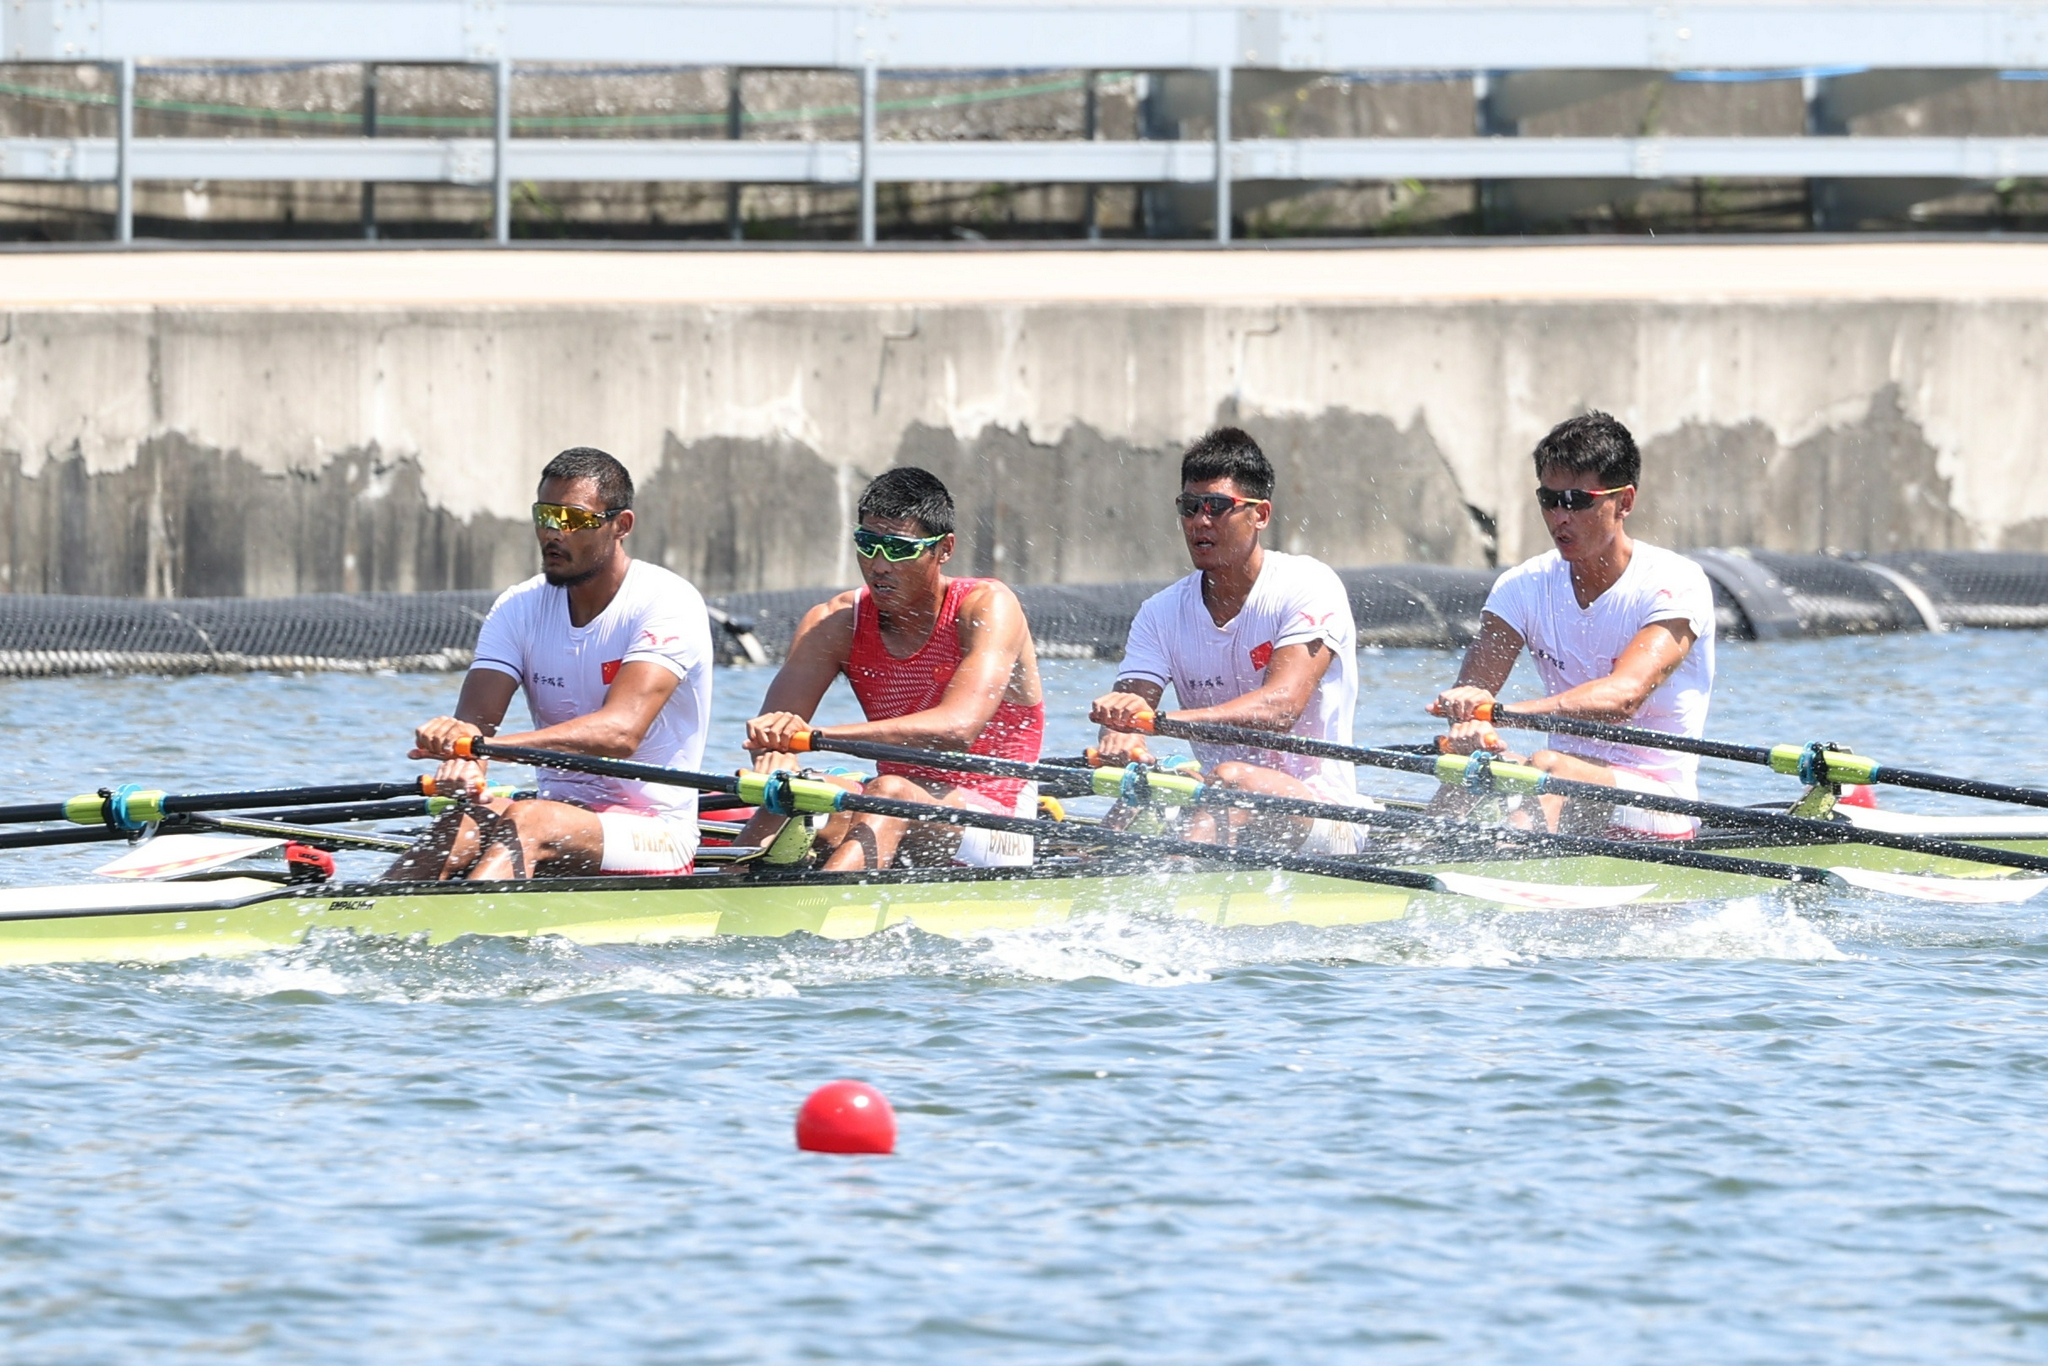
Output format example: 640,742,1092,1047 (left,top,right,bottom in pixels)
1467,701,2048,813
1120,710,2048,878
